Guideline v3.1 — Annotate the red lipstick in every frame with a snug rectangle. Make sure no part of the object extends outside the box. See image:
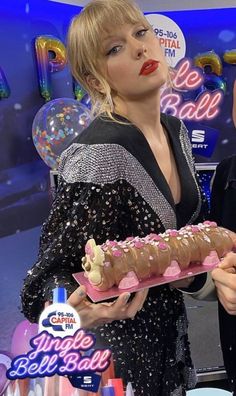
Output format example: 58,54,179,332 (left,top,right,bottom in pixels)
139,59,159,76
